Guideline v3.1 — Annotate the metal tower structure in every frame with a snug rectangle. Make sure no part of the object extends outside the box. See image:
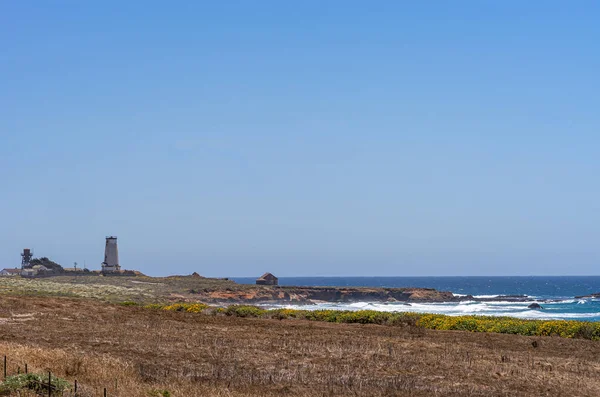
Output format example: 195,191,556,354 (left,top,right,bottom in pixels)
21,248,33,269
